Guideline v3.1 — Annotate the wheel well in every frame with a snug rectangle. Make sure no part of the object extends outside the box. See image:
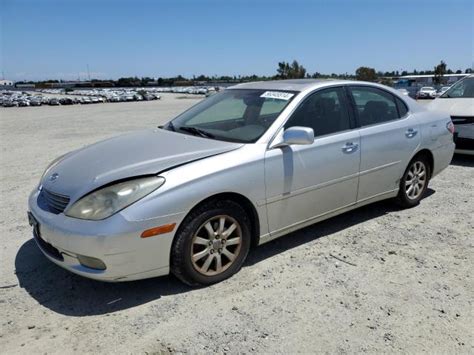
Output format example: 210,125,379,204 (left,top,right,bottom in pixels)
413,149,434,178
183,193,261,248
